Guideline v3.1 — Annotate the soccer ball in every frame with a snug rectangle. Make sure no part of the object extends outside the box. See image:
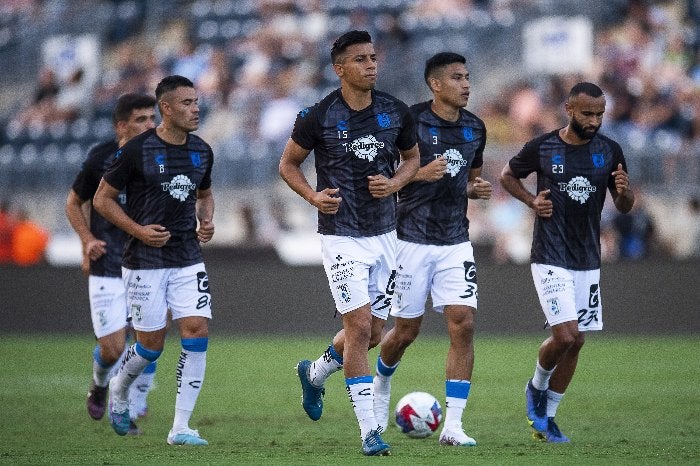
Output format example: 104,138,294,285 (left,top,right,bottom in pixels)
394,391,442,438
